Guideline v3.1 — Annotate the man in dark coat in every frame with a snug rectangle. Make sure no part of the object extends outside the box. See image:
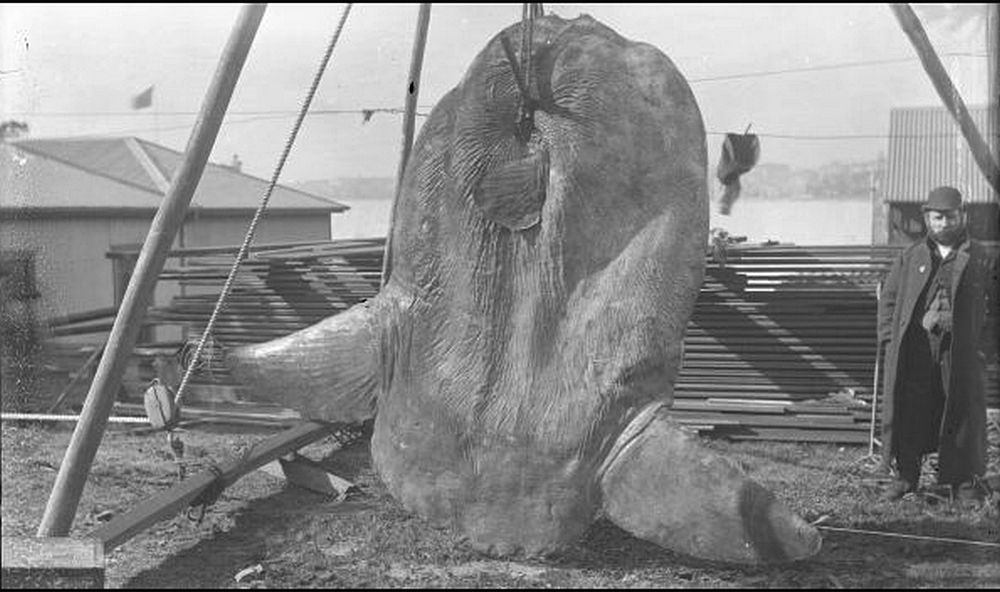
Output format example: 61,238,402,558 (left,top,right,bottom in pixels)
878,185,998,502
